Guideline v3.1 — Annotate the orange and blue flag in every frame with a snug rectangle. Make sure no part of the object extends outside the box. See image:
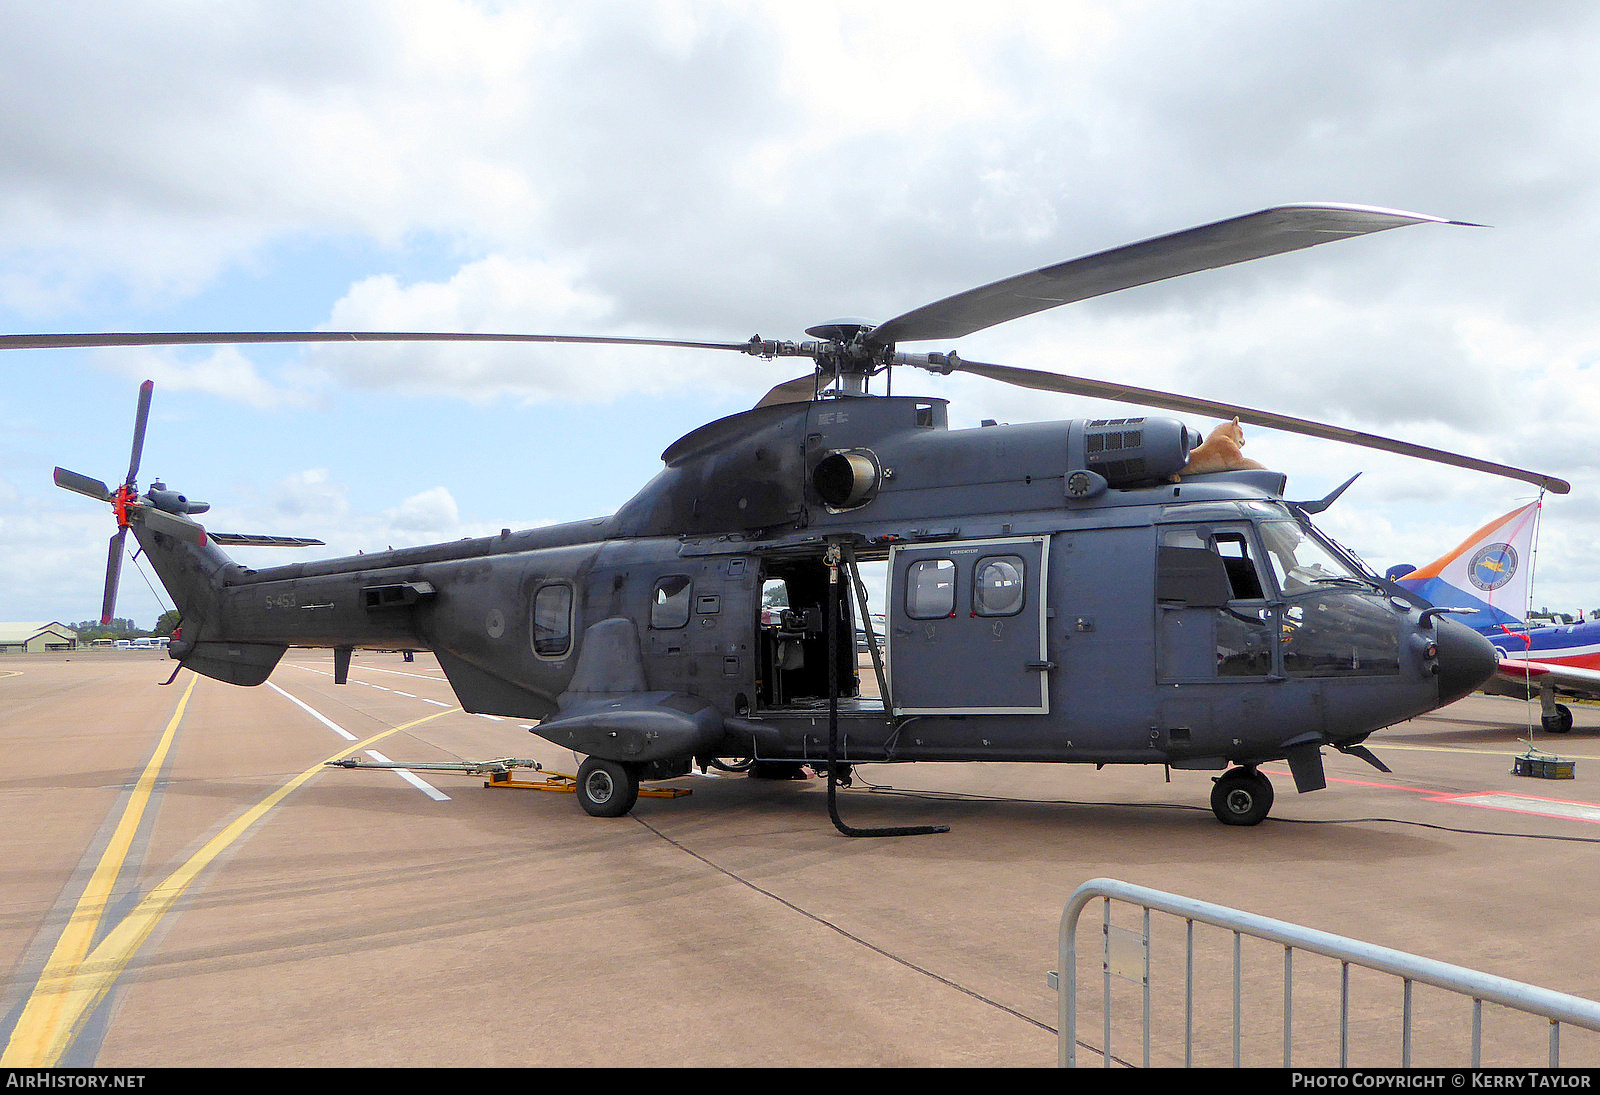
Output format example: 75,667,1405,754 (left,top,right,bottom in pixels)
1393,501,1540,629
